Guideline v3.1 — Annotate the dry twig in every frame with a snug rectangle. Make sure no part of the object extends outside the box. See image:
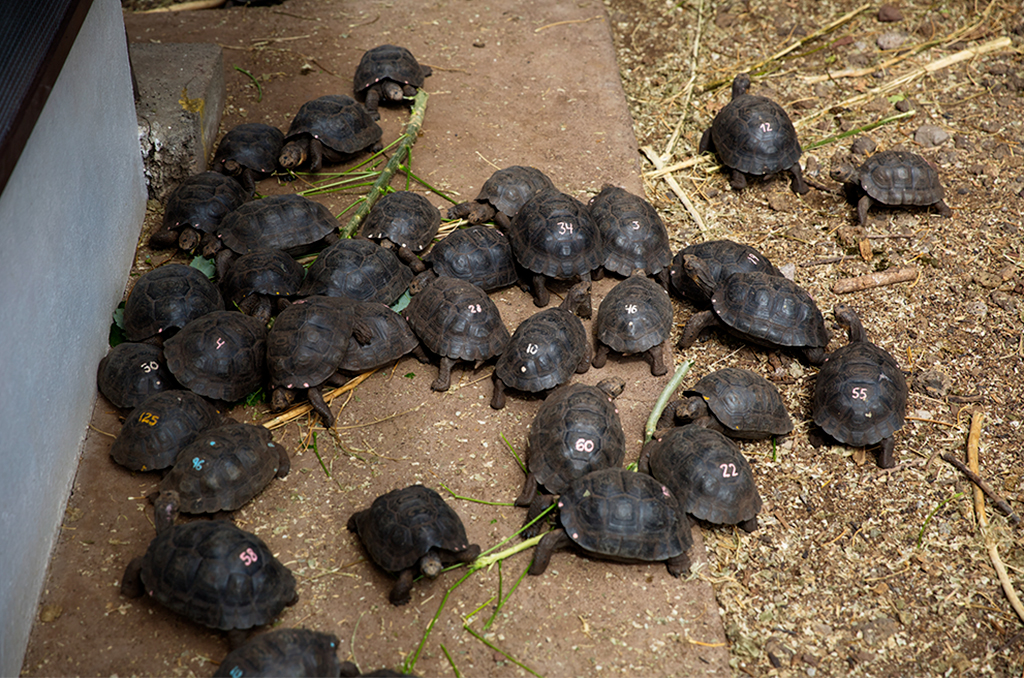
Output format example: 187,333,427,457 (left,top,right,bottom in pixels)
940,453,1019,526
832,266,918,294
640,146,707,232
